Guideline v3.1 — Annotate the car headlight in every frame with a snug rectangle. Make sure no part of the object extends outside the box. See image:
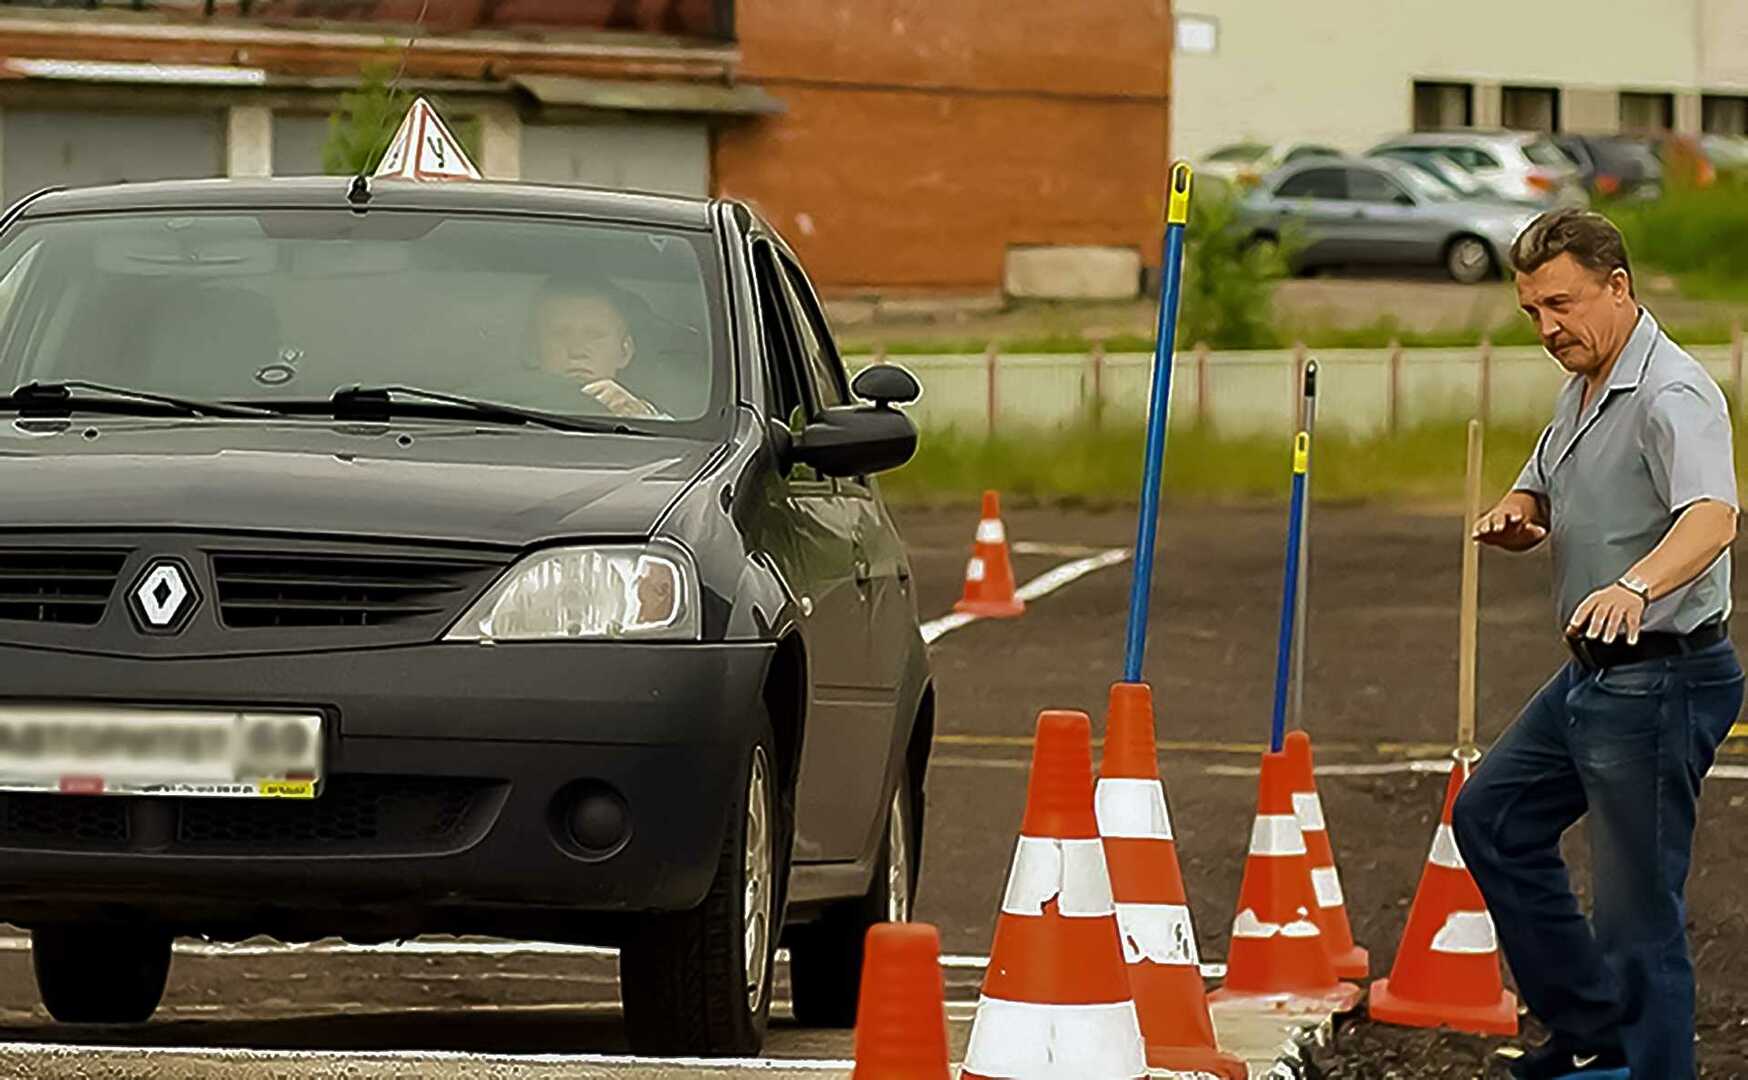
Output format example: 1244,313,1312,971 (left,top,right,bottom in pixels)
445,542,700,642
